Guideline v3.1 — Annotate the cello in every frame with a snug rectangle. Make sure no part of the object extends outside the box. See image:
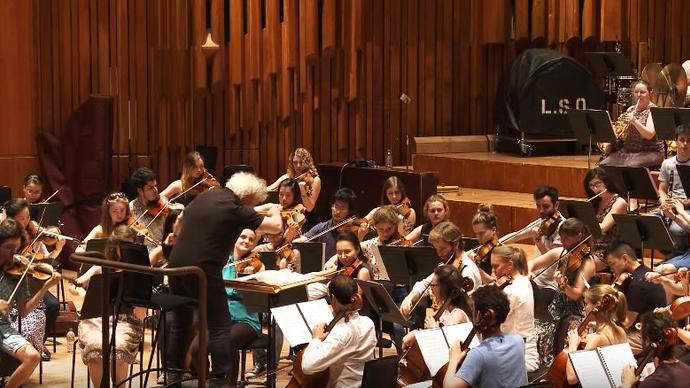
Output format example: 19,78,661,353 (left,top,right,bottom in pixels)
286,293,364,387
